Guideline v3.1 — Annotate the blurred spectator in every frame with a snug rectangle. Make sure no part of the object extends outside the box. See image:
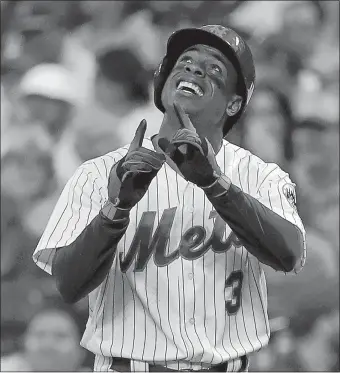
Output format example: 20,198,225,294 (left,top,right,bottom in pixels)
1,191,59,342
239,84,295,171
251,292,339,372
146,1,197,59
74,1,160,69
261,226,339,370
264,227,338,320
3,64,82,186
1,303,90,371
262,226,338,369
292,58,339,125
1,83,11,135
313,199,339,258
285,306,339,371
291,118,339,237
73,120,124,163
12,7,66,70
194,1,246,26
281,1,326,59
250,307,339,372
247,1,336,123
279,1,325,61
1,144,56,207
6,3,96,104
18,64,78,132
1,140,62,242
95,47,150,111
308,1,339,78
328,309,340,371
1,193,37,279
1,116,51,158
79,1,132,33
255,37,304,92
286,1,339,122
72,47,162,159
229,1,288,36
